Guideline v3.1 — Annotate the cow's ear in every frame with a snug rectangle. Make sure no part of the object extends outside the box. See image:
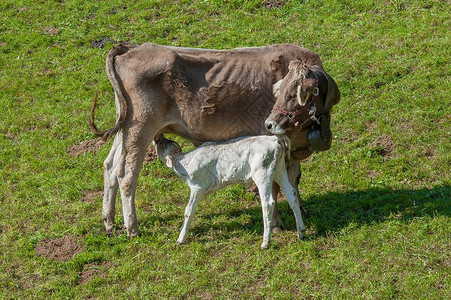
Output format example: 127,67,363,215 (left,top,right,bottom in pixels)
273,79,283,98
311,65,341,110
